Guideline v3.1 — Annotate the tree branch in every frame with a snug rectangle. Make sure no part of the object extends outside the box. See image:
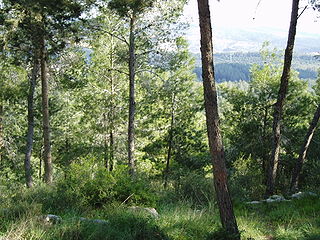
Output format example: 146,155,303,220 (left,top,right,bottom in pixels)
298,5,308,19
